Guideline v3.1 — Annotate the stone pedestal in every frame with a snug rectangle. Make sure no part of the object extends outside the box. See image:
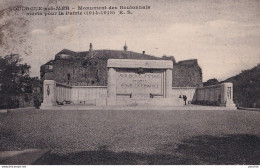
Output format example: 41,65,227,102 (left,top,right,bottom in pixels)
165,69,172,98
107,67,117,98
40,80,56,109
220,83,236,108
106,98,181,107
